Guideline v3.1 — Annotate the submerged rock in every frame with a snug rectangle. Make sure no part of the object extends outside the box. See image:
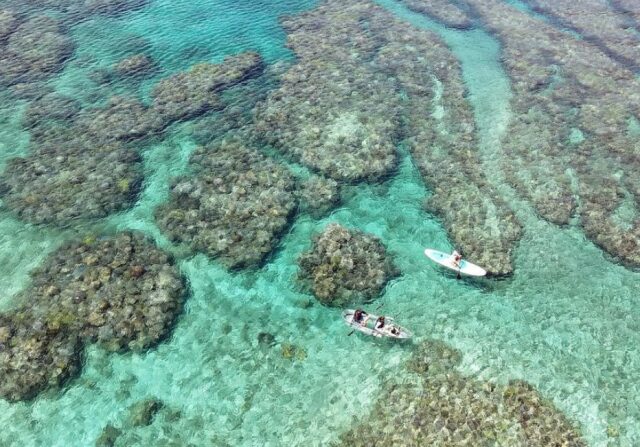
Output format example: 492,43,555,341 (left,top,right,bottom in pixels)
0,232,185,402
156,137,297,269
95,424,121,447
257,332,276,349
281,342,306,361
127,397,164,427
298,223,399,307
